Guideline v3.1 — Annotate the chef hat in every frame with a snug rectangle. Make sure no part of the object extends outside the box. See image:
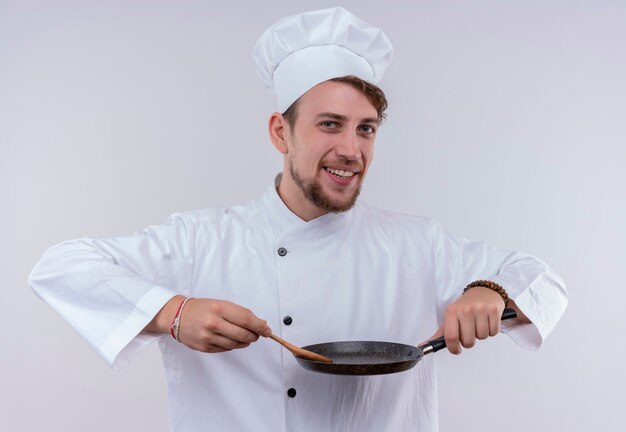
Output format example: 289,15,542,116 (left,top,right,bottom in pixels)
253,7,393,112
